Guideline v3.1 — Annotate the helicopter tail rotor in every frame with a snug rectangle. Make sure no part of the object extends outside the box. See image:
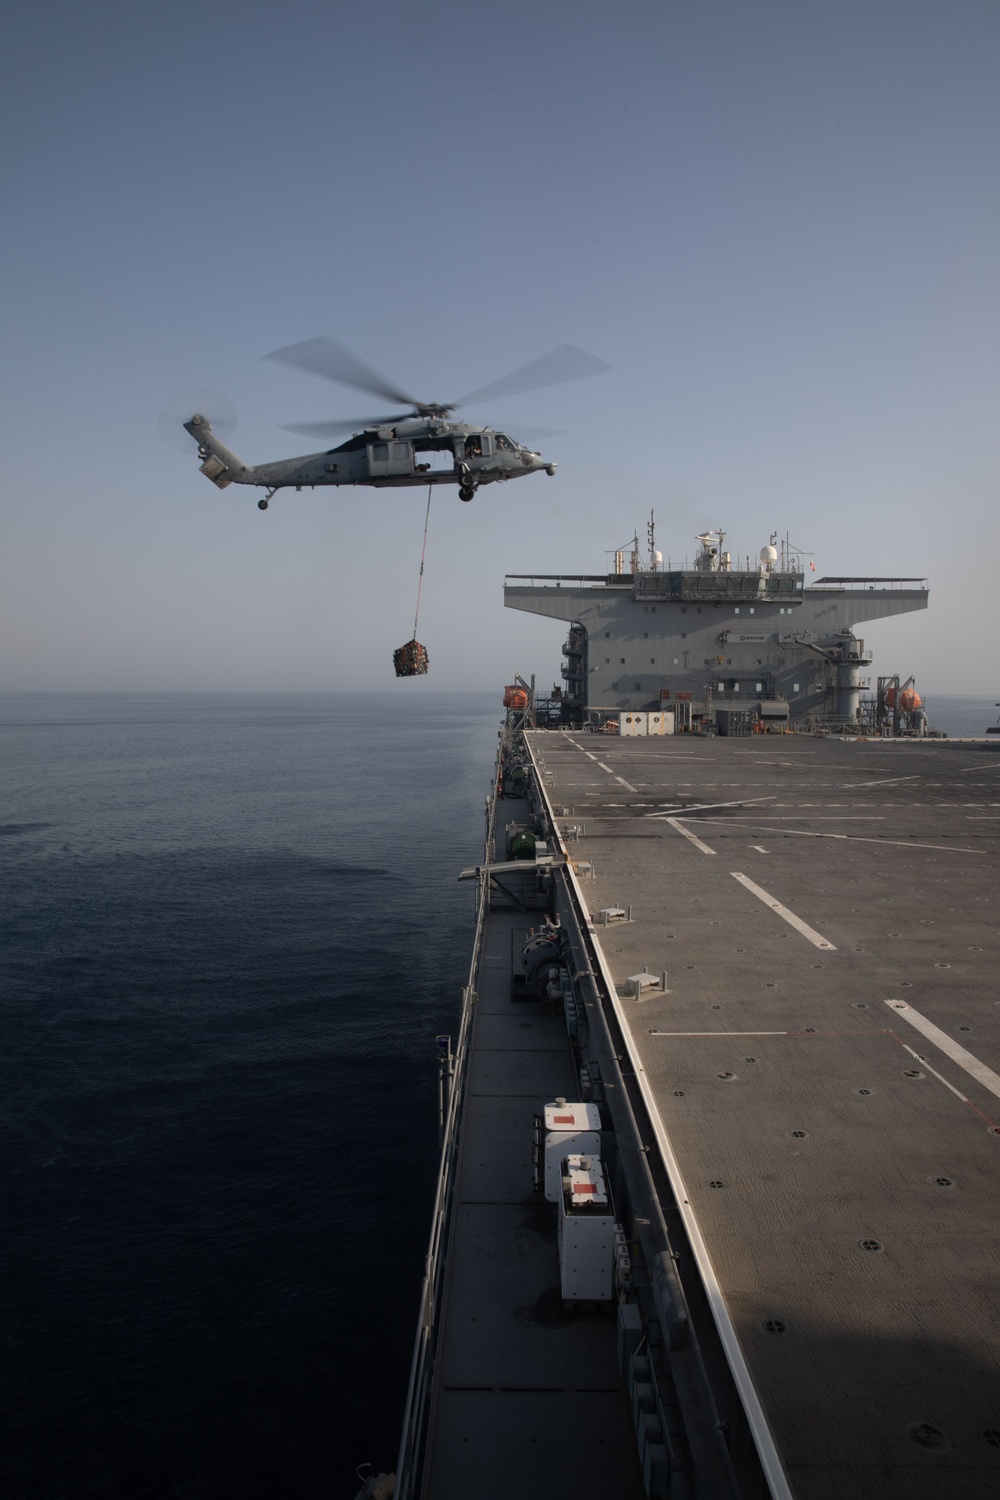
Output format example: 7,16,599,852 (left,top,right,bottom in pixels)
159,387,237,453
181,413,251,489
